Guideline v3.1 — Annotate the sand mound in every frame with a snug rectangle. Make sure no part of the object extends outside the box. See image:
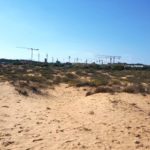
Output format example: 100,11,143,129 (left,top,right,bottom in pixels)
0,83,150,150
